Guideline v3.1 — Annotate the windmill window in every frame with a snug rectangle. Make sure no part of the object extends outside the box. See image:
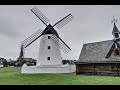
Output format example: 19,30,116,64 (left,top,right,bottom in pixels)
48,36,51,39
115,33,119,38
47,57,50,60
48,46,50,49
